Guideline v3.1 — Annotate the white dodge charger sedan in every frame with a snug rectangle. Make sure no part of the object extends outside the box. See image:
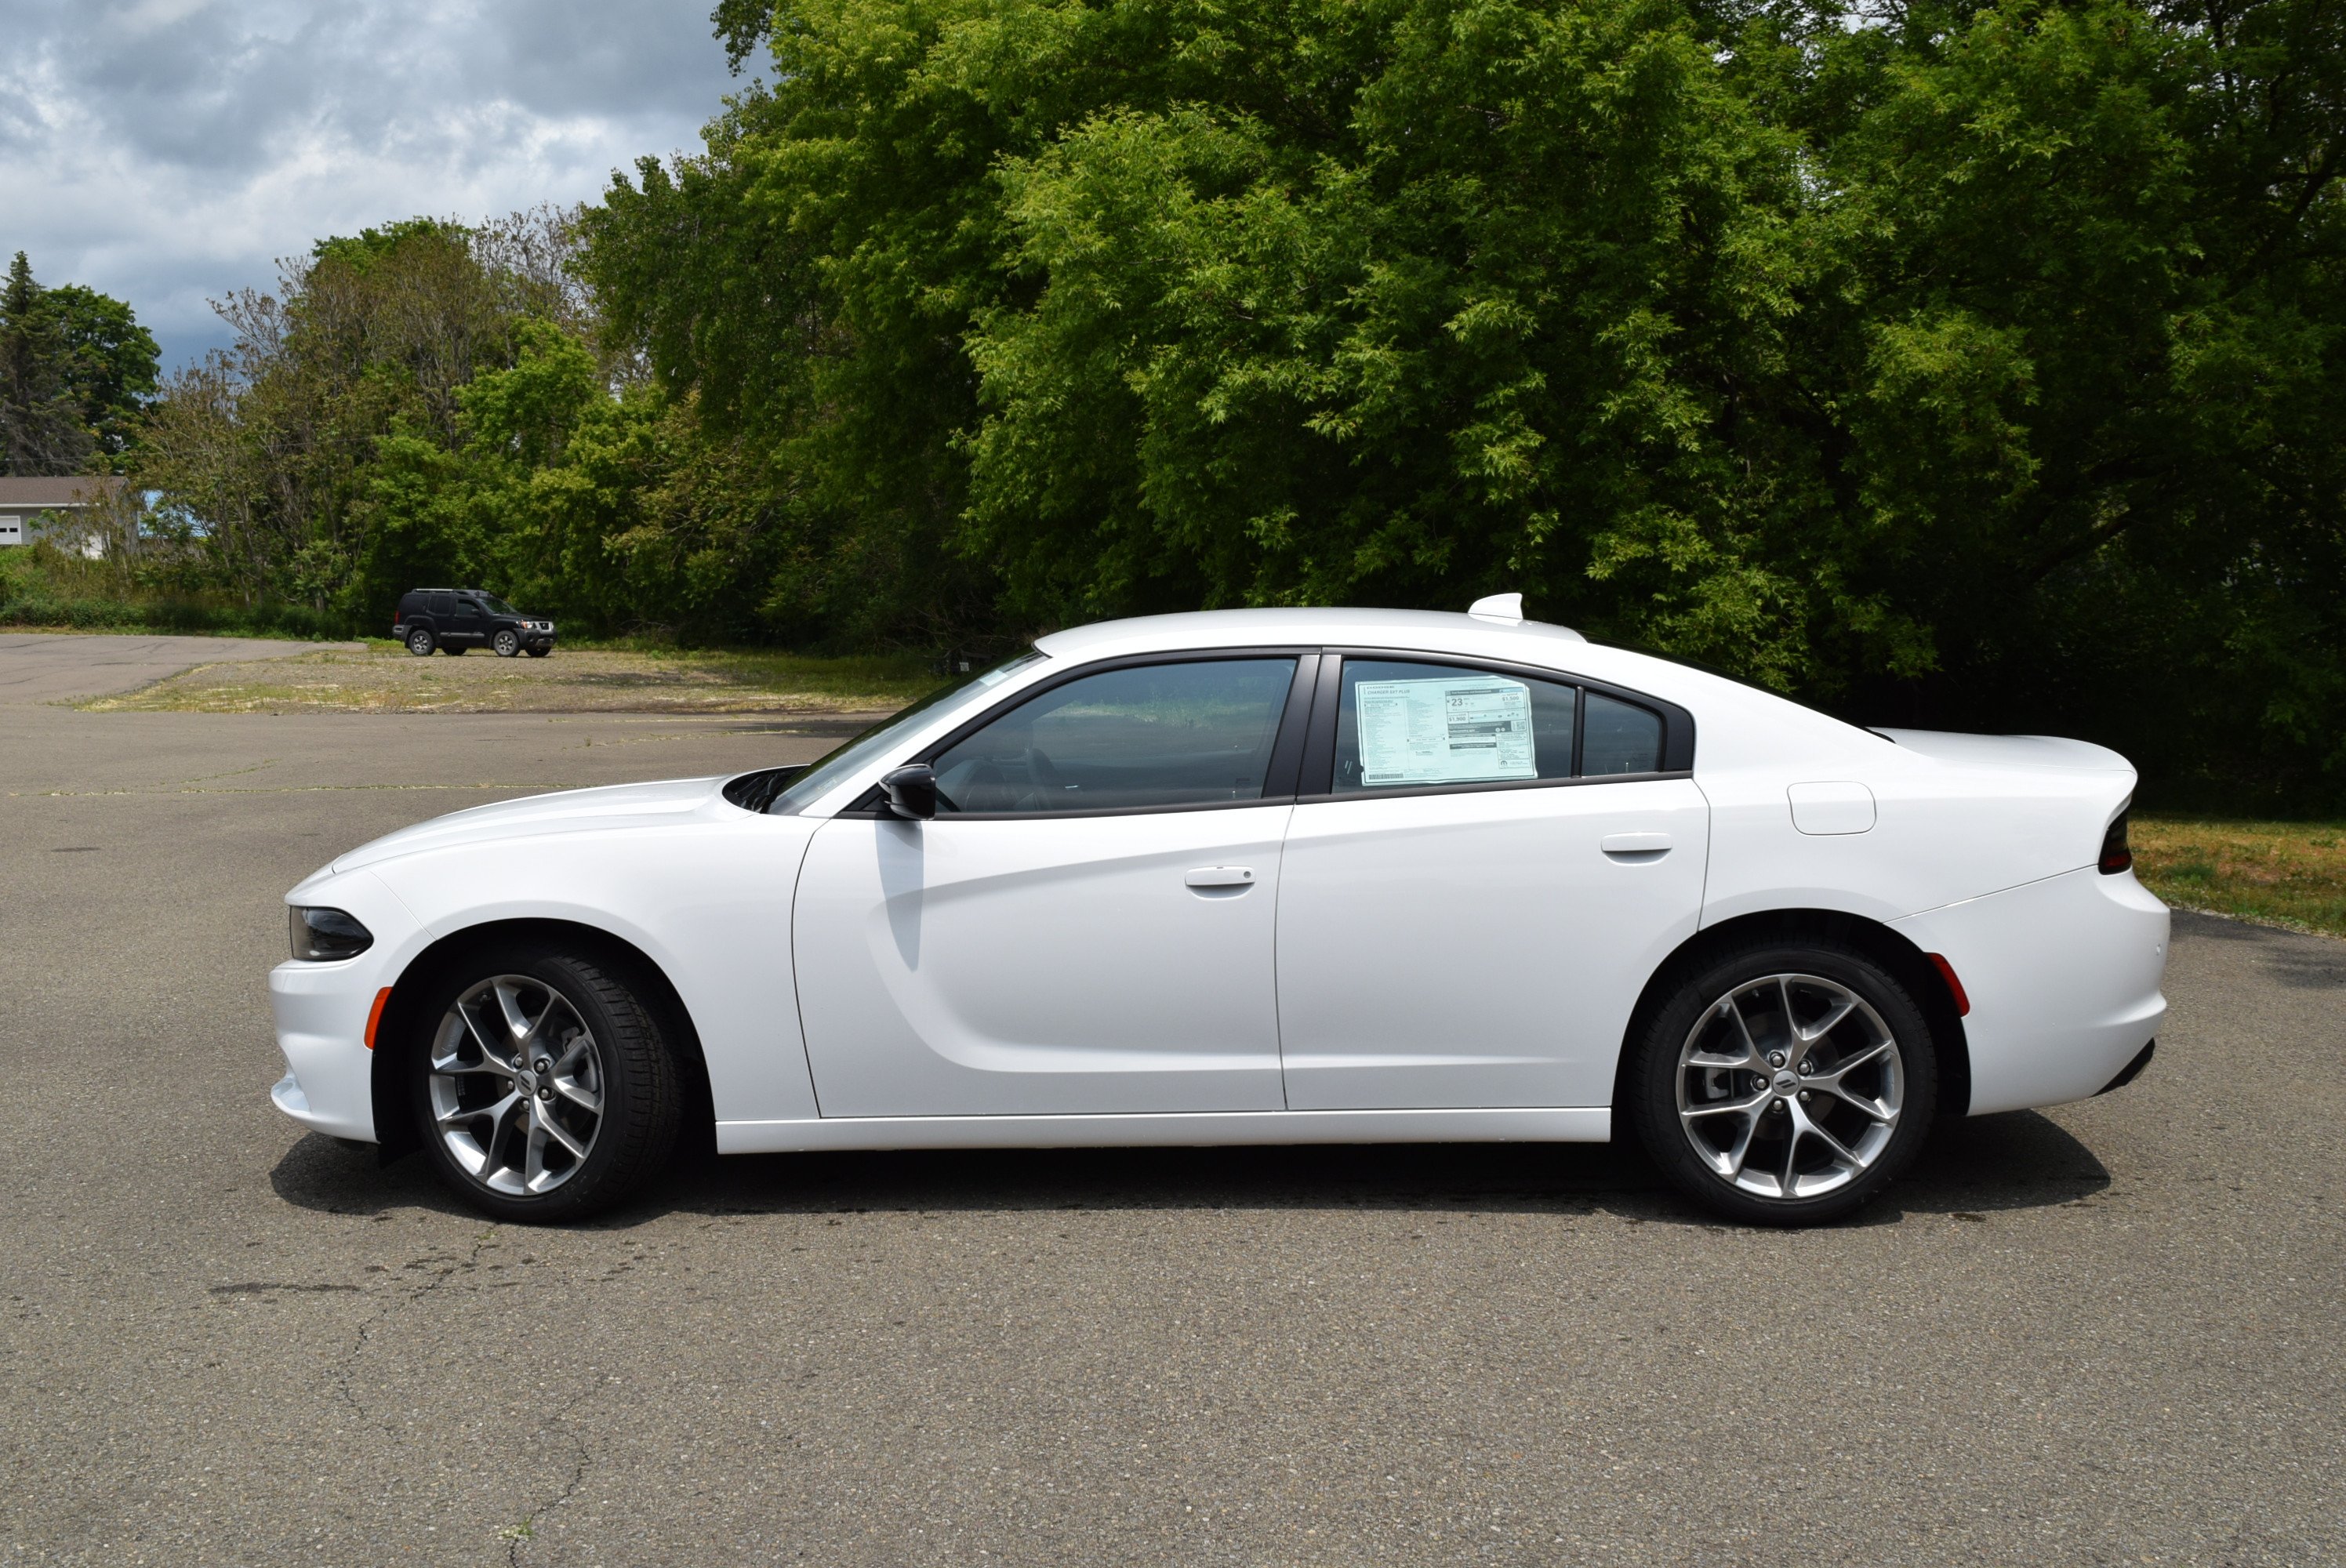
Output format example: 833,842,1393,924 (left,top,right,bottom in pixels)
271,600,2169,1225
